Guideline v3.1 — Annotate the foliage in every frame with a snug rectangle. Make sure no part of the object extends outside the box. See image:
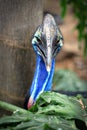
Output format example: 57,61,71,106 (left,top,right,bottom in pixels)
53,69,87,91
60,0,87,56
0,92,87,130
53,69,87,92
